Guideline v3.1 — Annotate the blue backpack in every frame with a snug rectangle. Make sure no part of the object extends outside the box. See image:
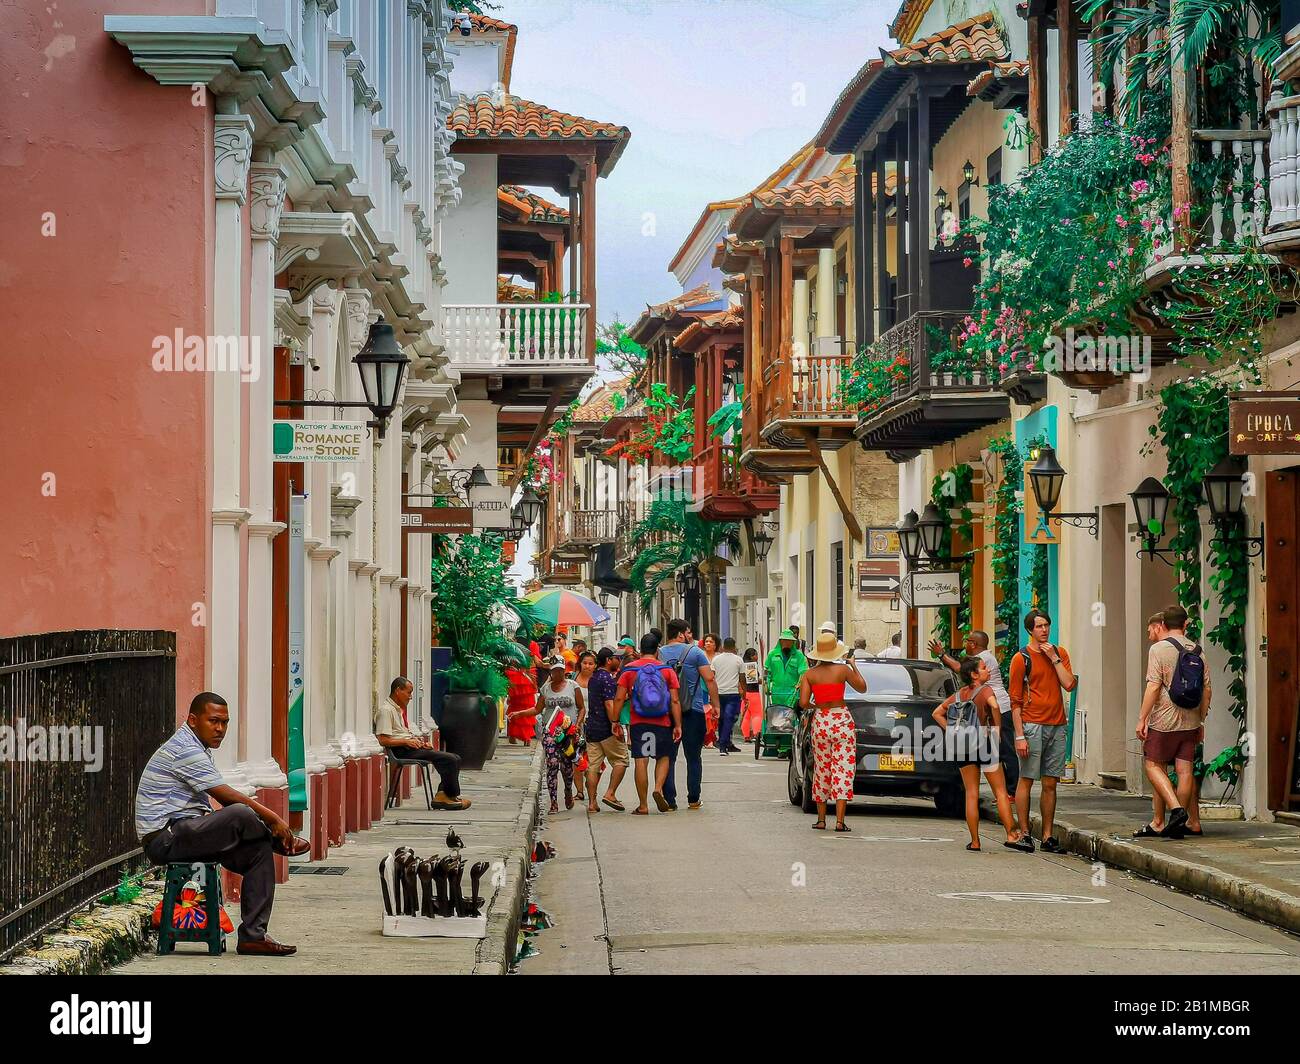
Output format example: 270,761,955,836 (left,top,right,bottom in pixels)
631,662,671,718
1164,637,1206,710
